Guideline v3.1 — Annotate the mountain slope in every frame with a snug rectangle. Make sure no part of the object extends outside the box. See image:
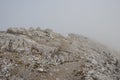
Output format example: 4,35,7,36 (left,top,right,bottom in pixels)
0,27,120,80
